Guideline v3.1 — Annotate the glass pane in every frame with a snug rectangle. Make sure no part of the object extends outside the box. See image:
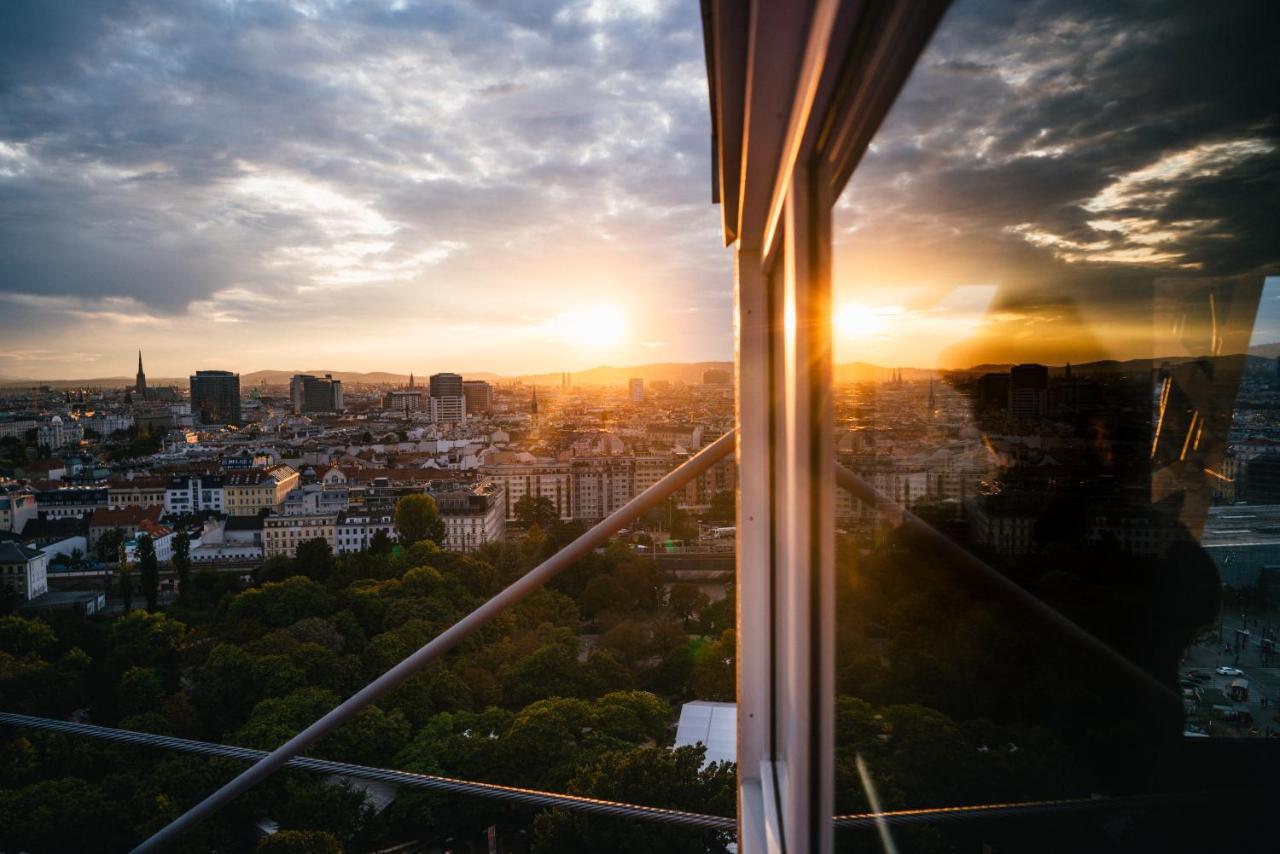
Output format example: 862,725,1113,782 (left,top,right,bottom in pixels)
831,0,1278,849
